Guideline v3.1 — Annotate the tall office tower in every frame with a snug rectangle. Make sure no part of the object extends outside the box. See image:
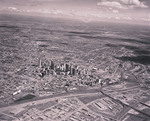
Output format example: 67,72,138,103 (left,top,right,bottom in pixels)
72,68,76,75
60,63,64,71
50,61,54,69
38,58,42,68
69,65,72,74
63,64,65,71
65,64,69,72
83,68,87,75
69,65,72,75
45,60,49,68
